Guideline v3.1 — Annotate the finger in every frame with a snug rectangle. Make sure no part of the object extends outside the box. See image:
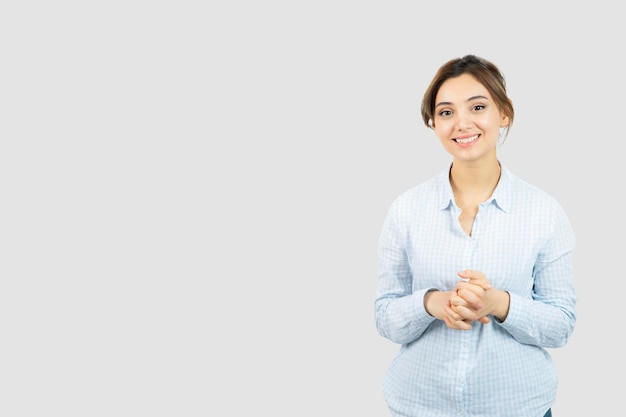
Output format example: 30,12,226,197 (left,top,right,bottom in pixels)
457,270,492,290
449,304,481,322
444,315,472,330
458,269,484,280
445,304,464,322
455,287,483,309
446,304,478,325
449,292,468,308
